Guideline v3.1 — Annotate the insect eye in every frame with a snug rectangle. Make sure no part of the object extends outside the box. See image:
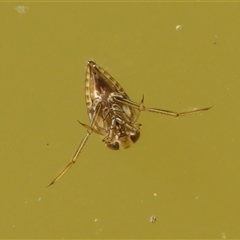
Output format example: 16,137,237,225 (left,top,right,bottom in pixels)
107,142,119,150
130,131,140,143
